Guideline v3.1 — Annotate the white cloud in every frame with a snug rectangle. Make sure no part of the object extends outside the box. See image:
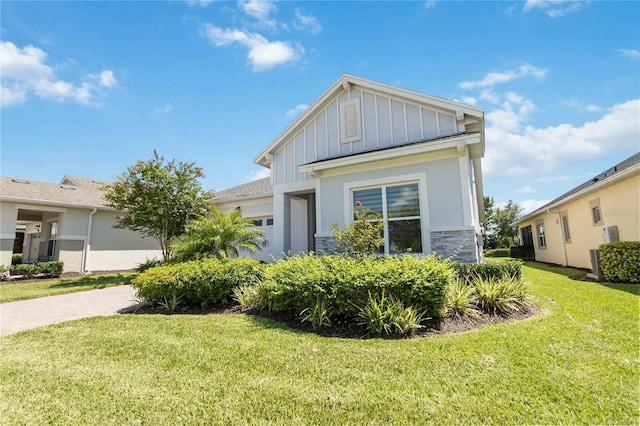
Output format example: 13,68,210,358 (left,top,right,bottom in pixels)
238,0,283,30
483,99,640,178
154,103,173,114
460,96,477,106
97,70,118,88
516,185,535,194
285,103,308,118
459,64,548,90
246,167,270,181
0,40,116,107
563,99,603,112
585,104,602,112
523,0,585,18
519,199,551,214
616,48,640,60
186,0,214,7
200,23,302,71
480,88,500,104
293,9,322,34
424,0,437,9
